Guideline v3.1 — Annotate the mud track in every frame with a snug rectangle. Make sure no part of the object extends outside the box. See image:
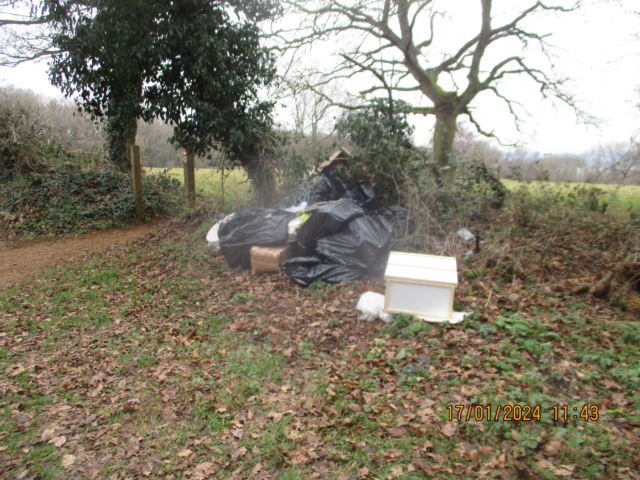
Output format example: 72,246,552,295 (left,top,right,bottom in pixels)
0,221,164,290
